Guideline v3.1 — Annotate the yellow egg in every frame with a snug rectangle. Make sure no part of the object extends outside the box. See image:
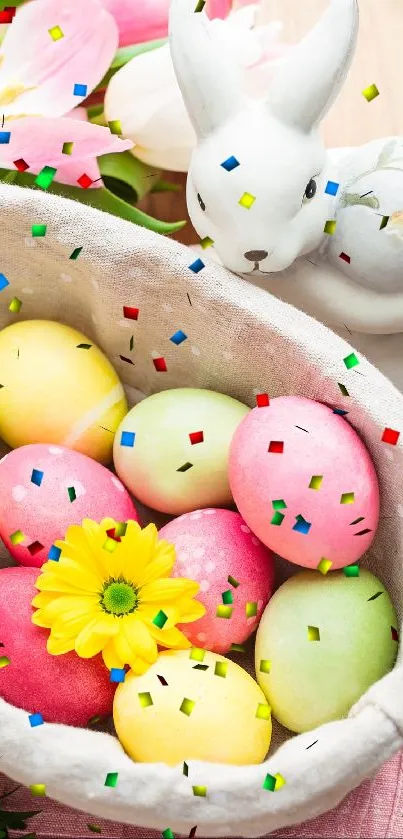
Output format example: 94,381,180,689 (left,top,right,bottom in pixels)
0,320,127,464
113,649,271,765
